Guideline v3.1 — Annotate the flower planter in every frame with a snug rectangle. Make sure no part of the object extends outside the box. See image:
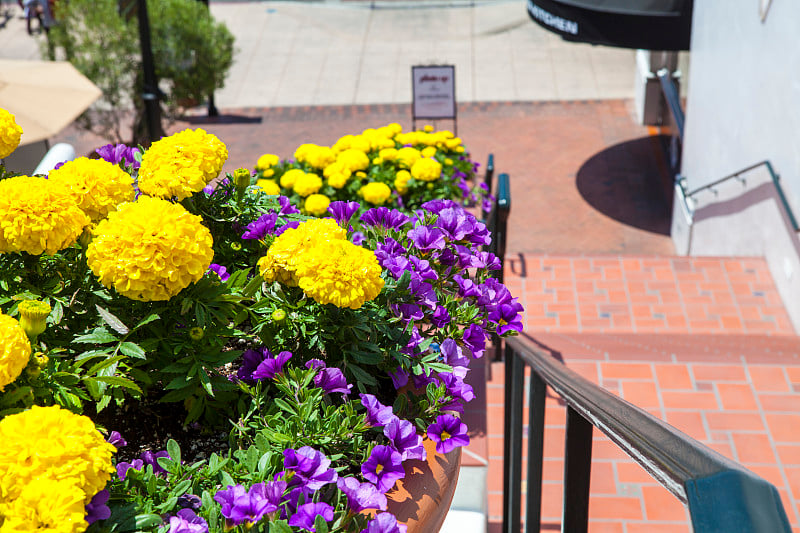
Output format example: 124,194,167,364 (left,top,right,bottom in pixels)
386,438,462,532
